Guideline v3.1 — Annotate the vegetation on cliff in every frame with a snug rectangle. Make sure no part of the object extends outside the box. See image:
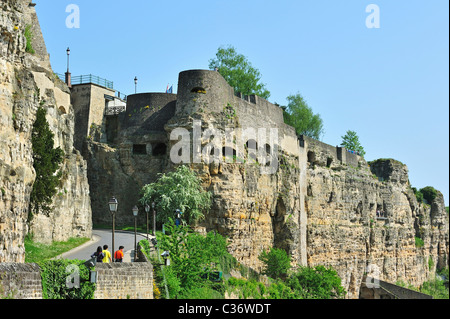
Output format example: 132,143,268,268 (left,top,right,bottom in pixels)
209,45,271,100
340,130,366,157
141,220,346,299
29,107,64,219
283,93,324,140
416,186,439,204
139,165,212,225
